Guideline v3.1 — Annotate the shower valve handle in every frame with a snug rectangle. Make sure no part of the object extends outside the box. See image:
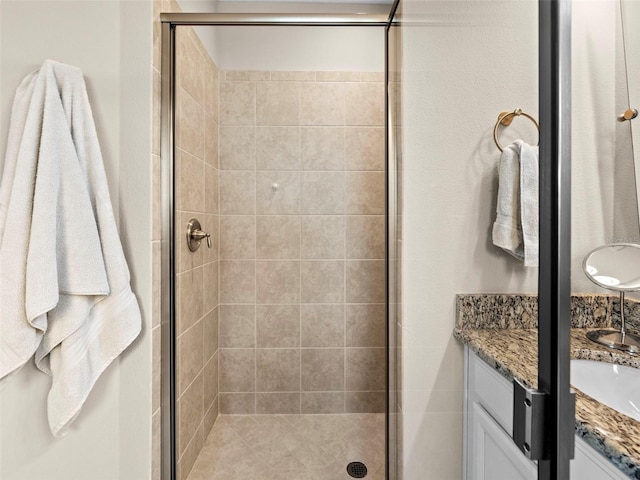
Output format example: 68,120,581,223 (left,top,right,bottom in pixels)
192,230,212,248
186,218,212,252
